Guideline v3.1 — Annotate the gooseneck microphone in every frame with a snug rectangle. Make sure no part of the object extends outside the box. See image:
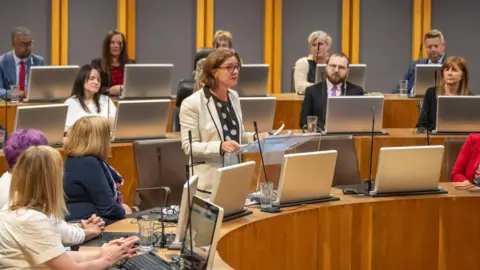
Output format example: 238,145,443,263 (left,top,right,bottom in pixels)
416,104,431,145
417,43,424,64
253,121,269,183
364,105,375,192
186,130,195,257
